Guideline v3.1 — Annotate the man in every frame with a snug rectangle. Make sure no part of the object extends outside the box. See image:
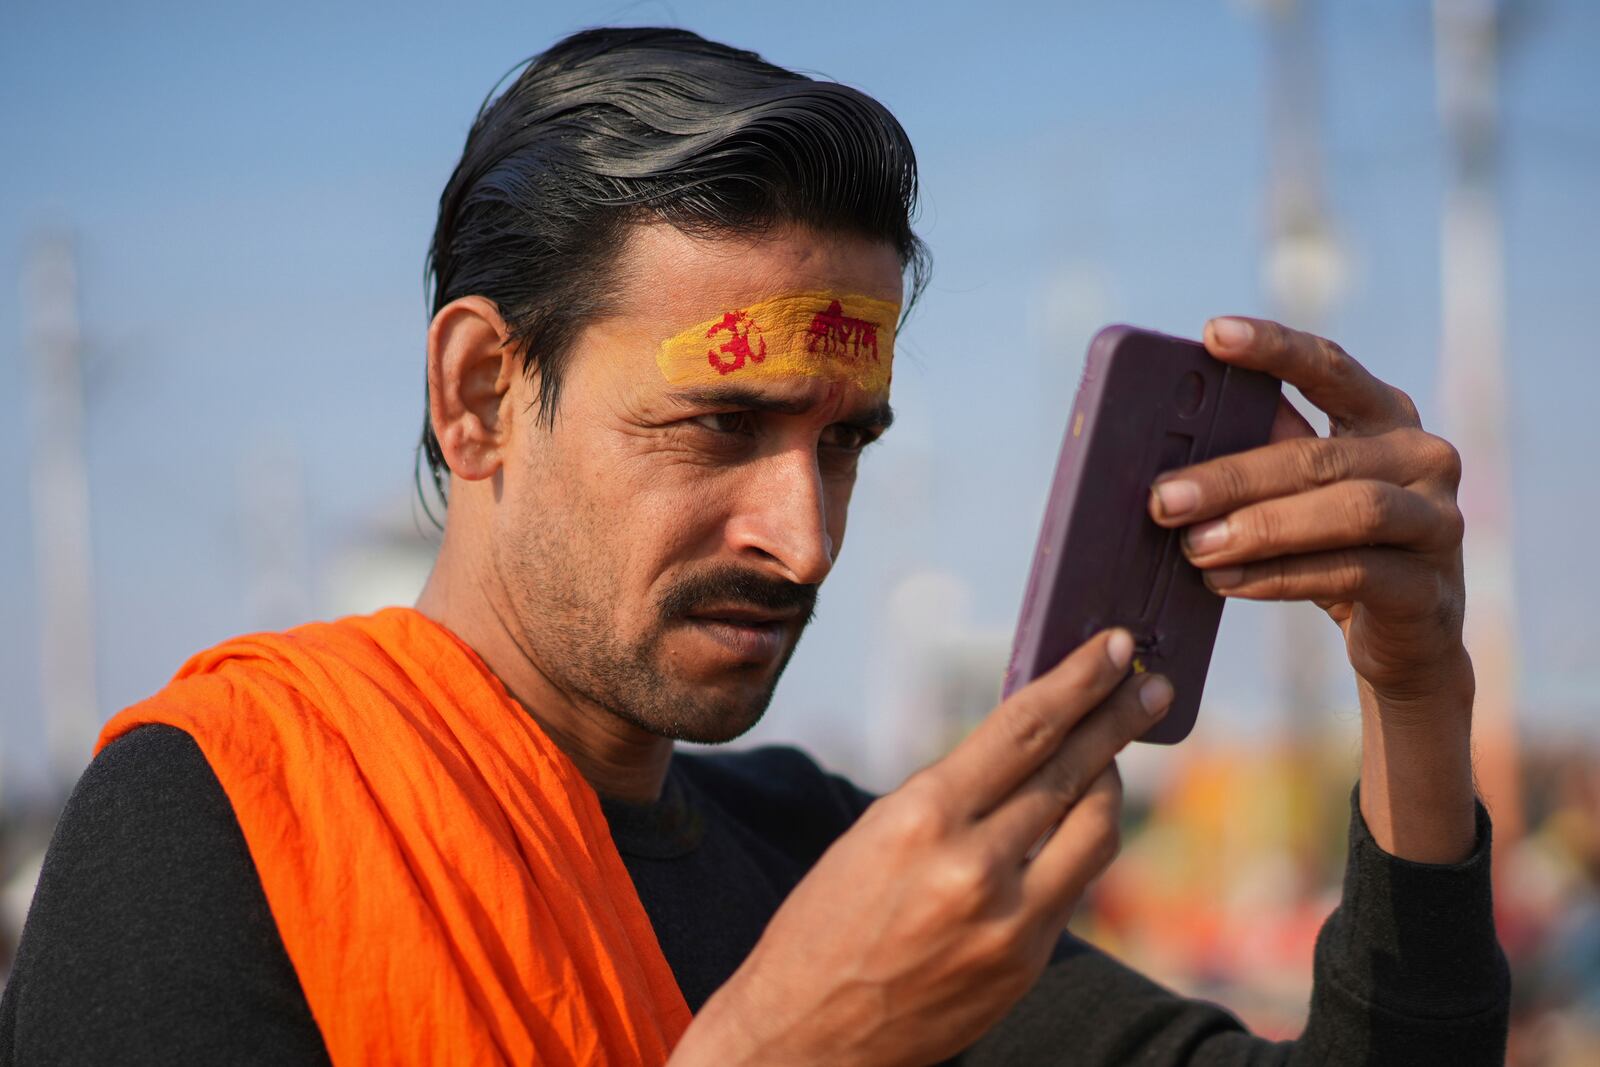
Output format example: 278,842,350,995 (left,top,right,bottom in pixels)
1,26,1508,1065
